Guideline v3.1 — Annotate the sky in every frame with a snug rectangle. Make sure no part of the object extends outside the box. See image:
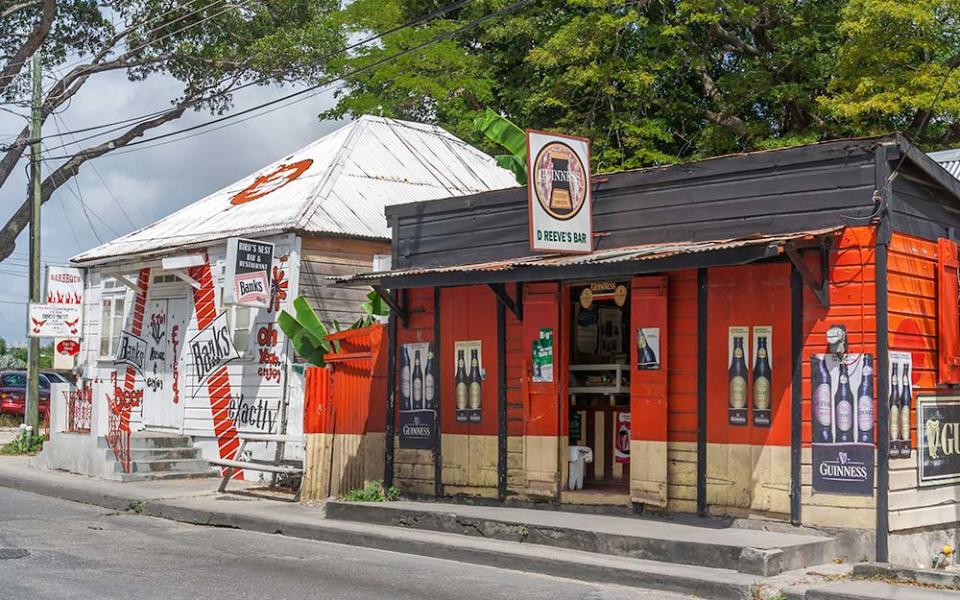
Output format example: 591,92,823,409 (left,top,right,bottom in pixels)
0,69,343,344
